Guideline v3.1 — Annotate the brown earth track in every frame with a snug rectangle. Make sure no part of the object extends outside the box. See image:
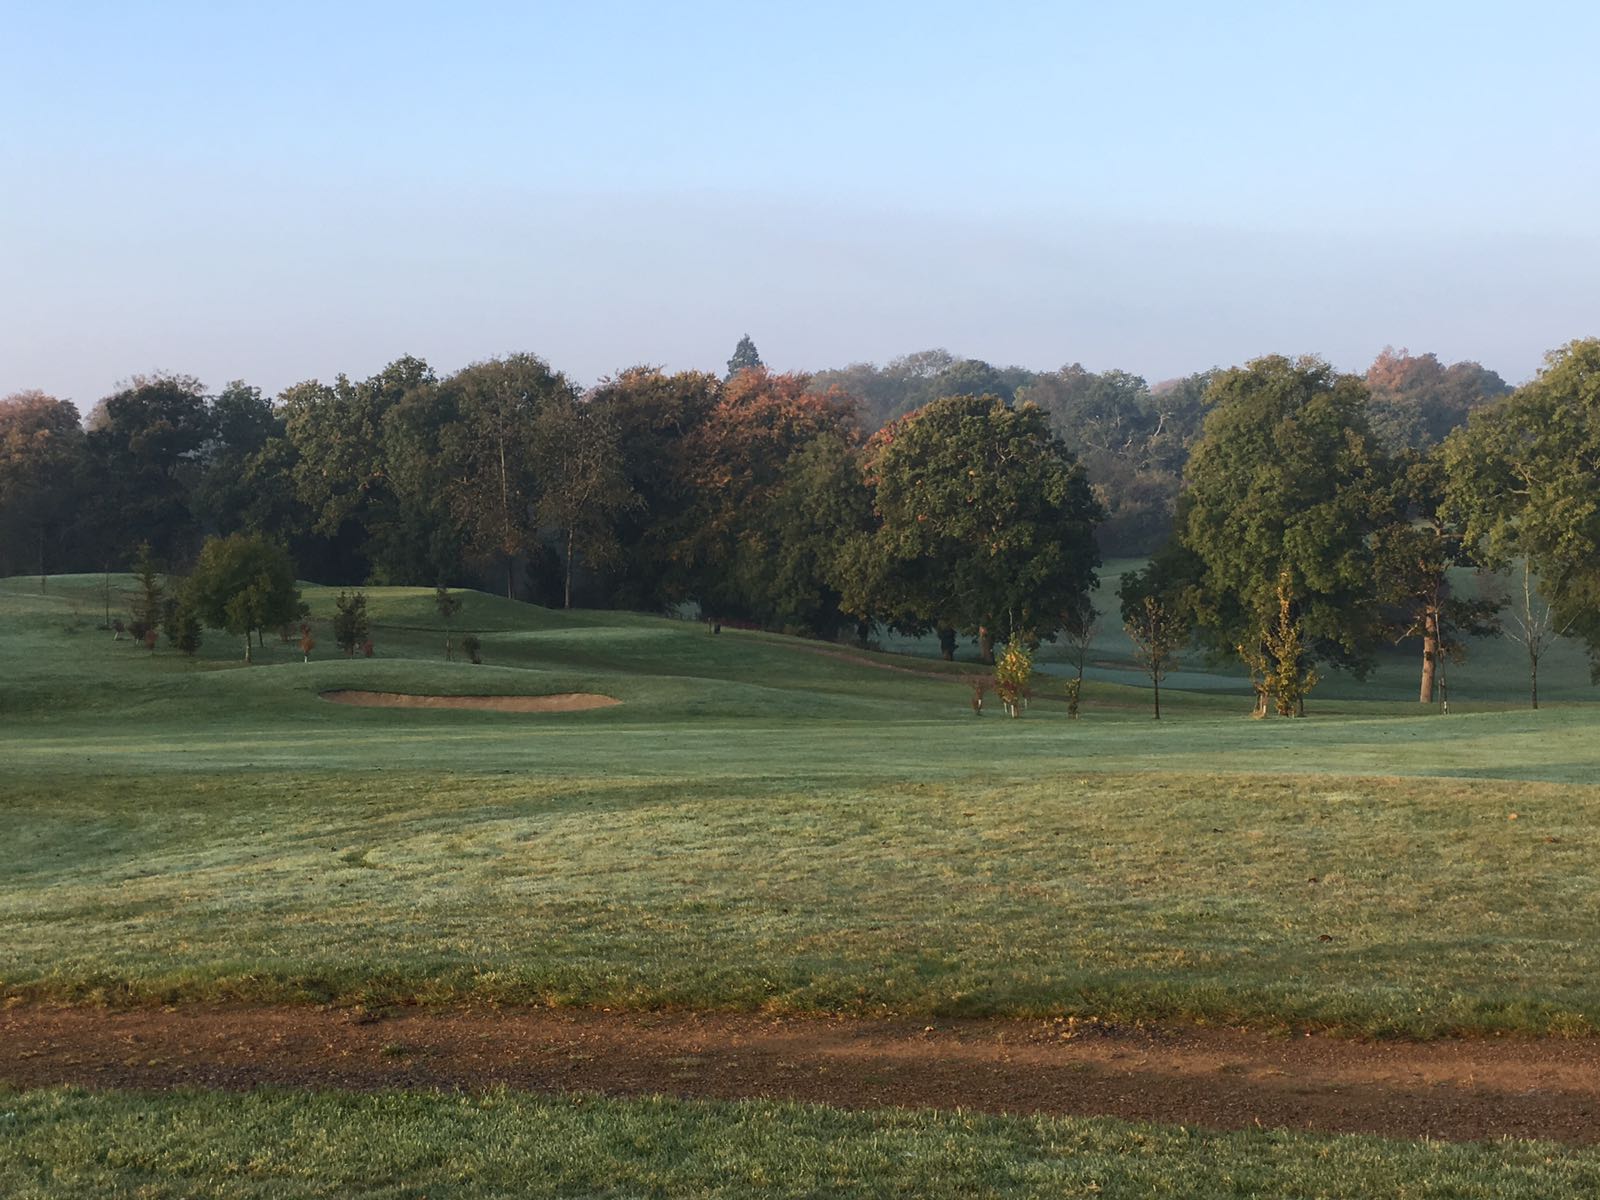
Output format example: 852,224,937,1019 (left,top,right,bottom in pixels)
3,1006,1597,1144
